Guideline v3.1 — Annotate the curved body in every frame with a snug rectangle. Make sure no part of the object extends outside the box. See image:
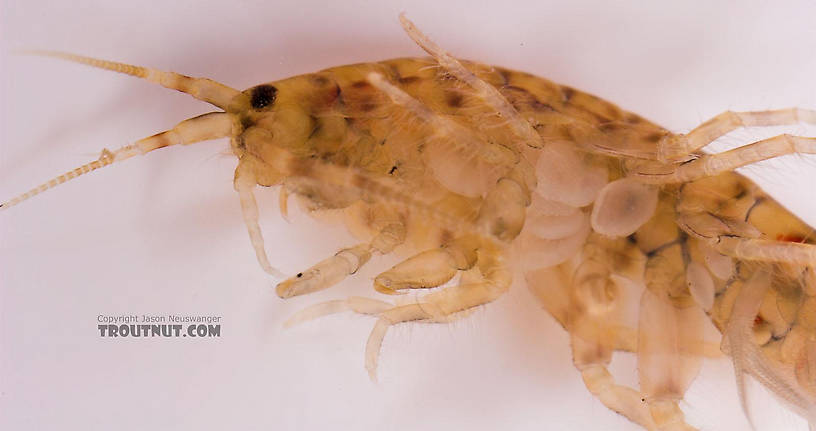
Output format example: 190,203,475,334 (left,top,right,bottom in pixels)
3,16,816,431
